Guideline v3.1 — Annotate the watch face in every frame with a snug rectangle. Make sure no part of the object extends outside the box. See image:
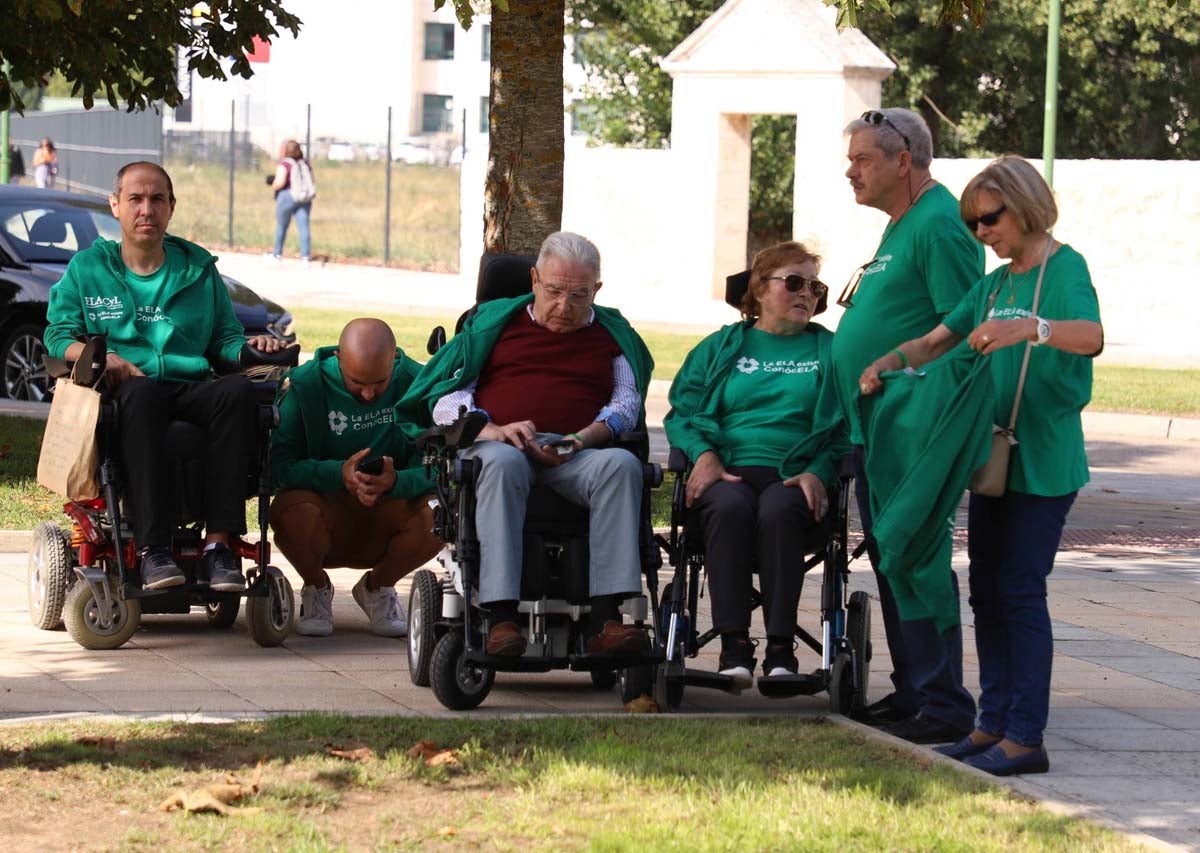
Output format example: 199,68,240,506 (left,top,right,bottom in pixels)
1037,319,1051,342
